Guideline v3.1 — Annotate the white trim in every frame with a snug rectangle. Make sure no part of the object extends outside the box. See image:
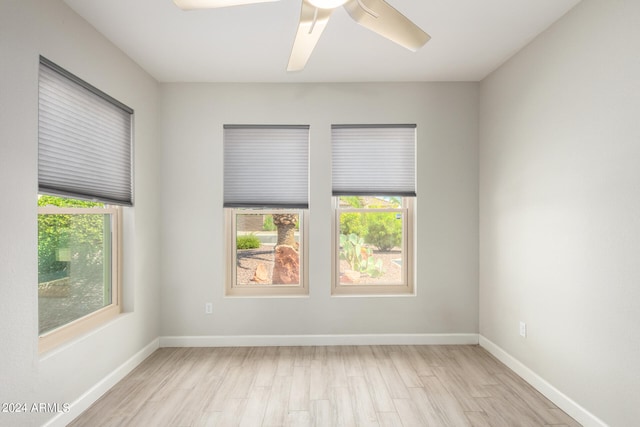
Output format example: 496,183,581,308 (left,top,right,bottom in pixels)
43,338,160,427
479,336,608,427
159,333,478,348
